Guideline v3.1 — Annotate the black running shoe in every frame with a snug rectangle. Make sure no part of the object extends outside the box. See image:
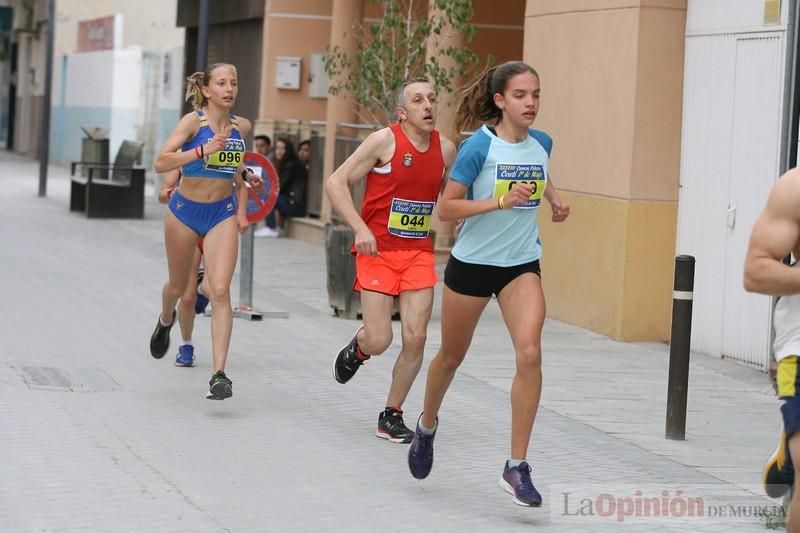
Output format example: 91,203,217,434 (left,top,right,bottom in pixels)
149,309,176,359
376,408,415,443
764,430,795,498
333,325,367,384
206,370,233,400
